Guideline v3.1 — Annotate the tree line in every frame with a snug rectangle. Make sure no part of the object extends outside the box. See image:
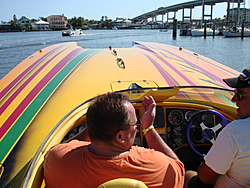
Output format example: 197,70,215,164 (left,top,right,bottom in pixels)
66,16,112,29
1,16,113,31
